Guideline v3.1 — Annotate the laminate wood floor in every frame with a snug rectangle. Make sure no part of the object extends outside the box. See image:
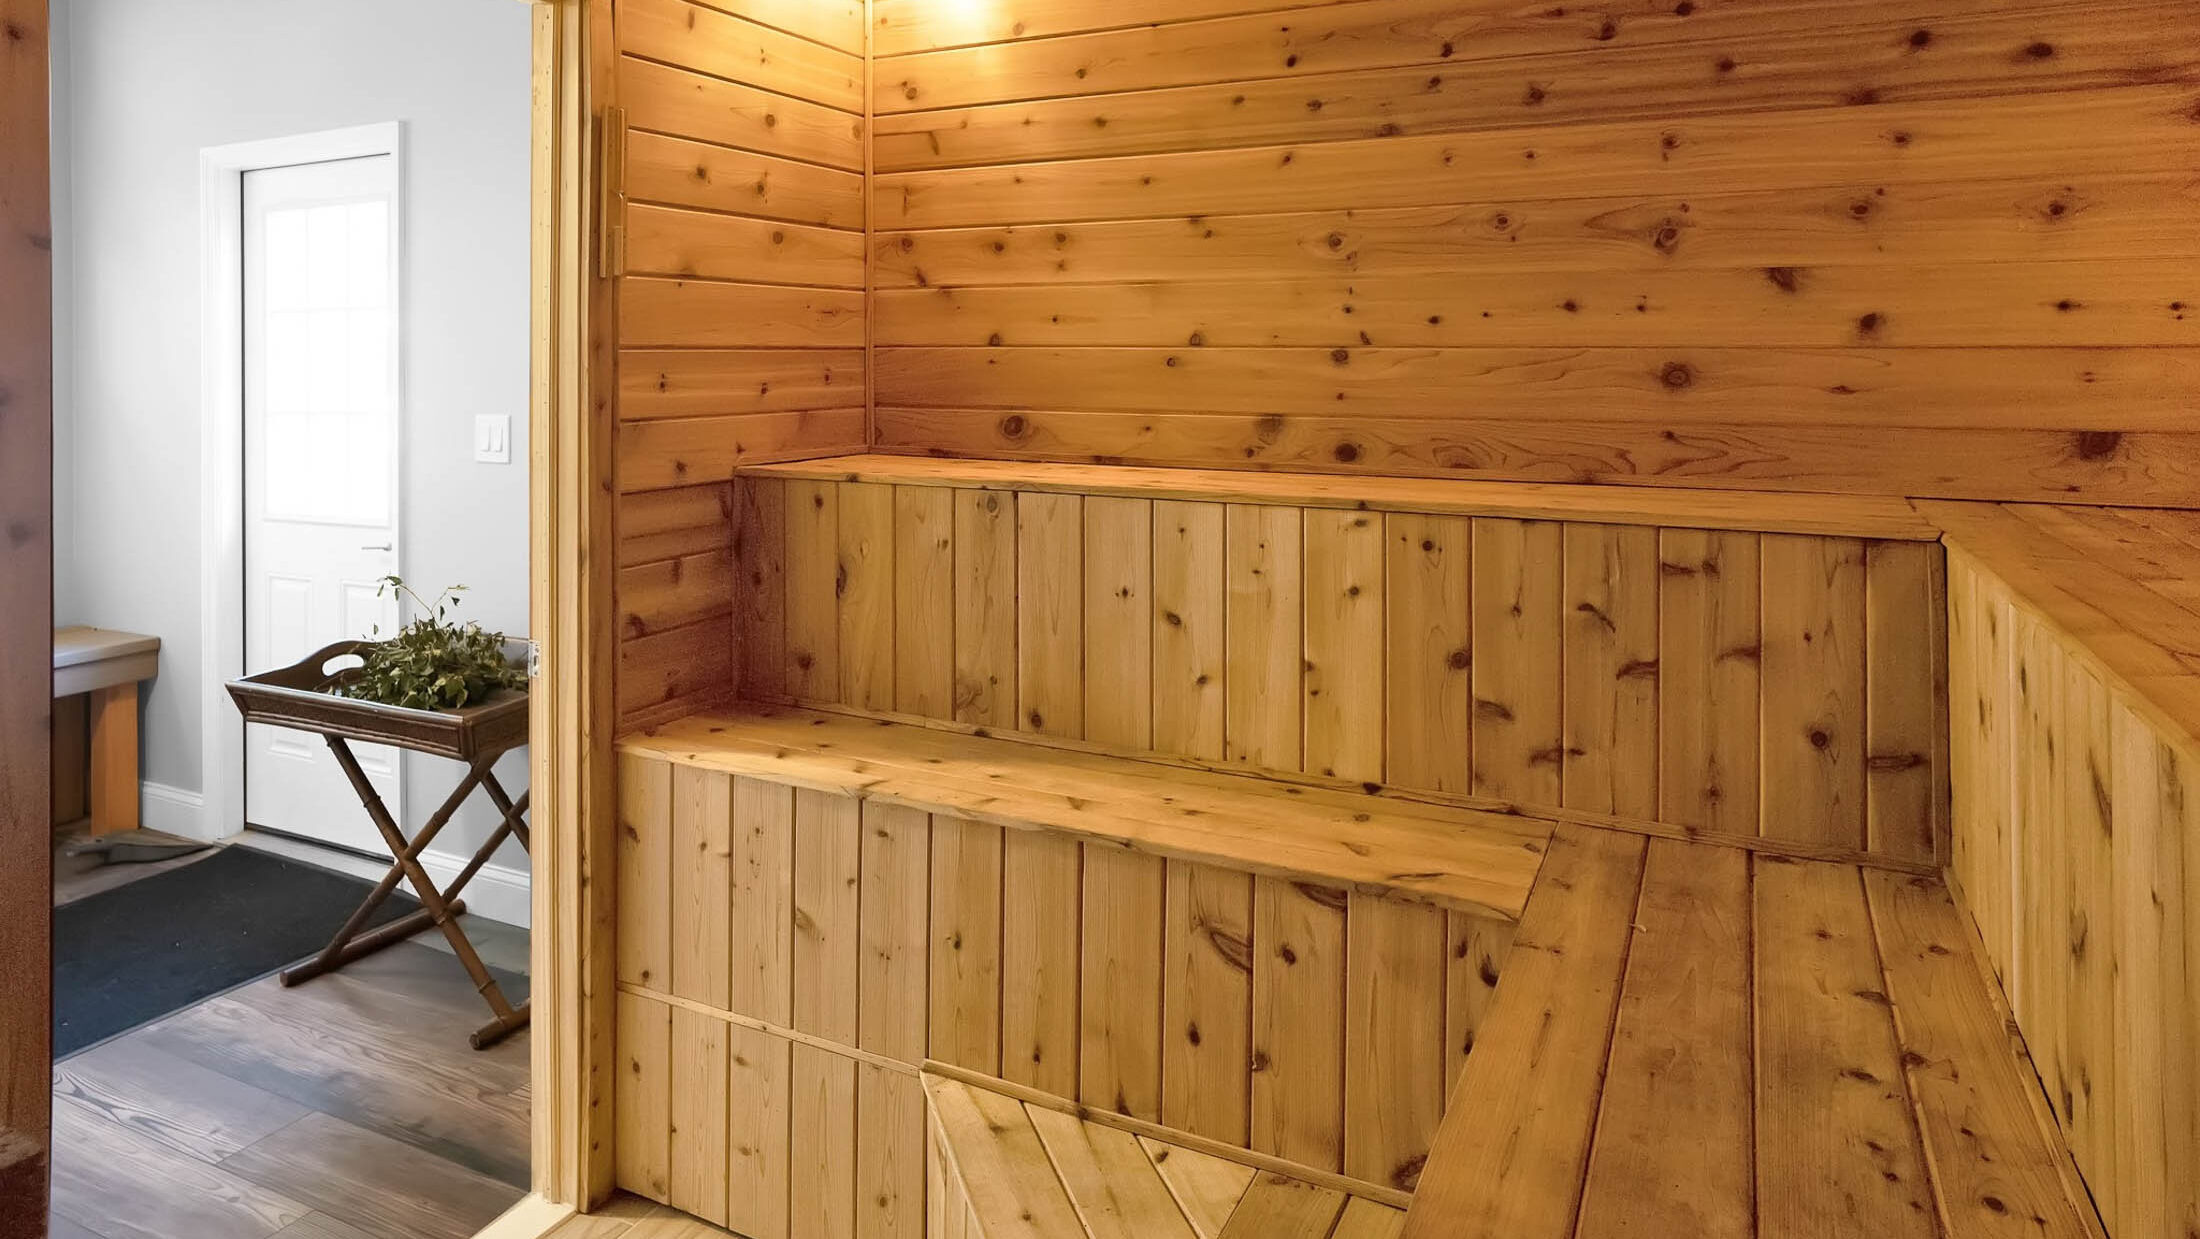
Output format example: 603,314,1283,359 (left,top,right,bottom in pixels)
49,939,531,1239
